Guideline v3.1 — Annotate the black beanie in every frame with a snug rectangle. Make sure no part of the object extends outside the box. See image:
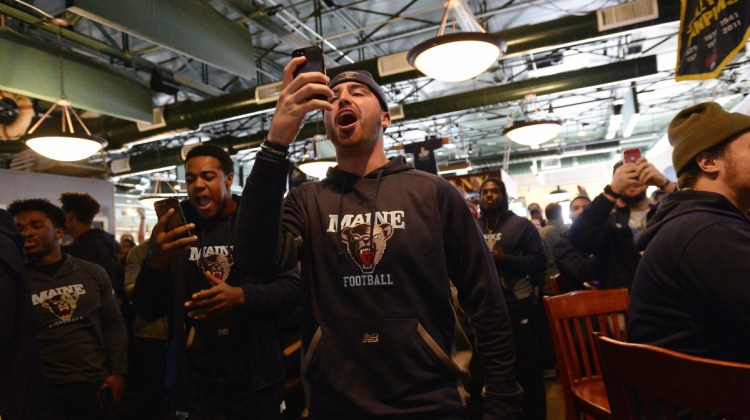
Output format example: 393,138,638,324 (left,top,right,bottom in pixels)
328,70,389,111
